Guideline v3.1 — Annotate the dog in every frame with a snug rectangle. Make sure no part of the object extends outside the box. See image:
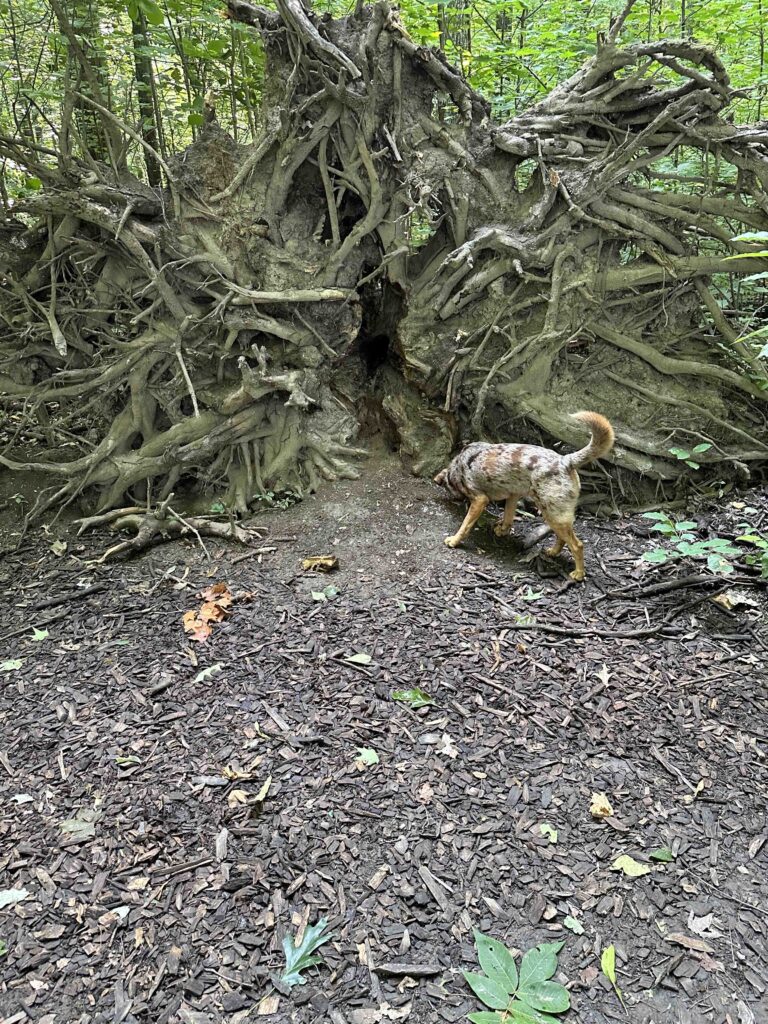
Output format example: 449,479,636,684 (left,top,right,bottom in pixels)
433,411,615,581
